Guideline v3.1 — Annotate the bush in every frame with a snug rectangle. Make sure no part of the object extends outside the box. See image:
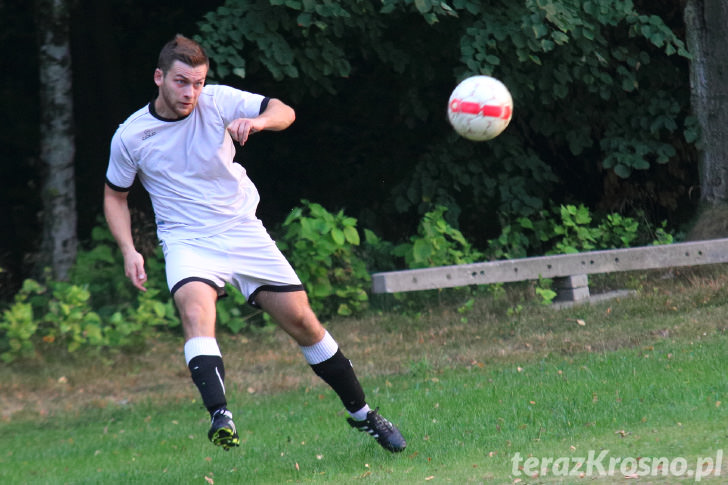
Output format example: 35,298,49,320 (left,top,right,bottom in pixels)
70,223,170,315
0,222,181,362
487,204,674,259
216,284,270,333
276,200,370,318
0,277,108,362
0,277,182,363
0,200,678,362
69,224,137,312
393,205,484,268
